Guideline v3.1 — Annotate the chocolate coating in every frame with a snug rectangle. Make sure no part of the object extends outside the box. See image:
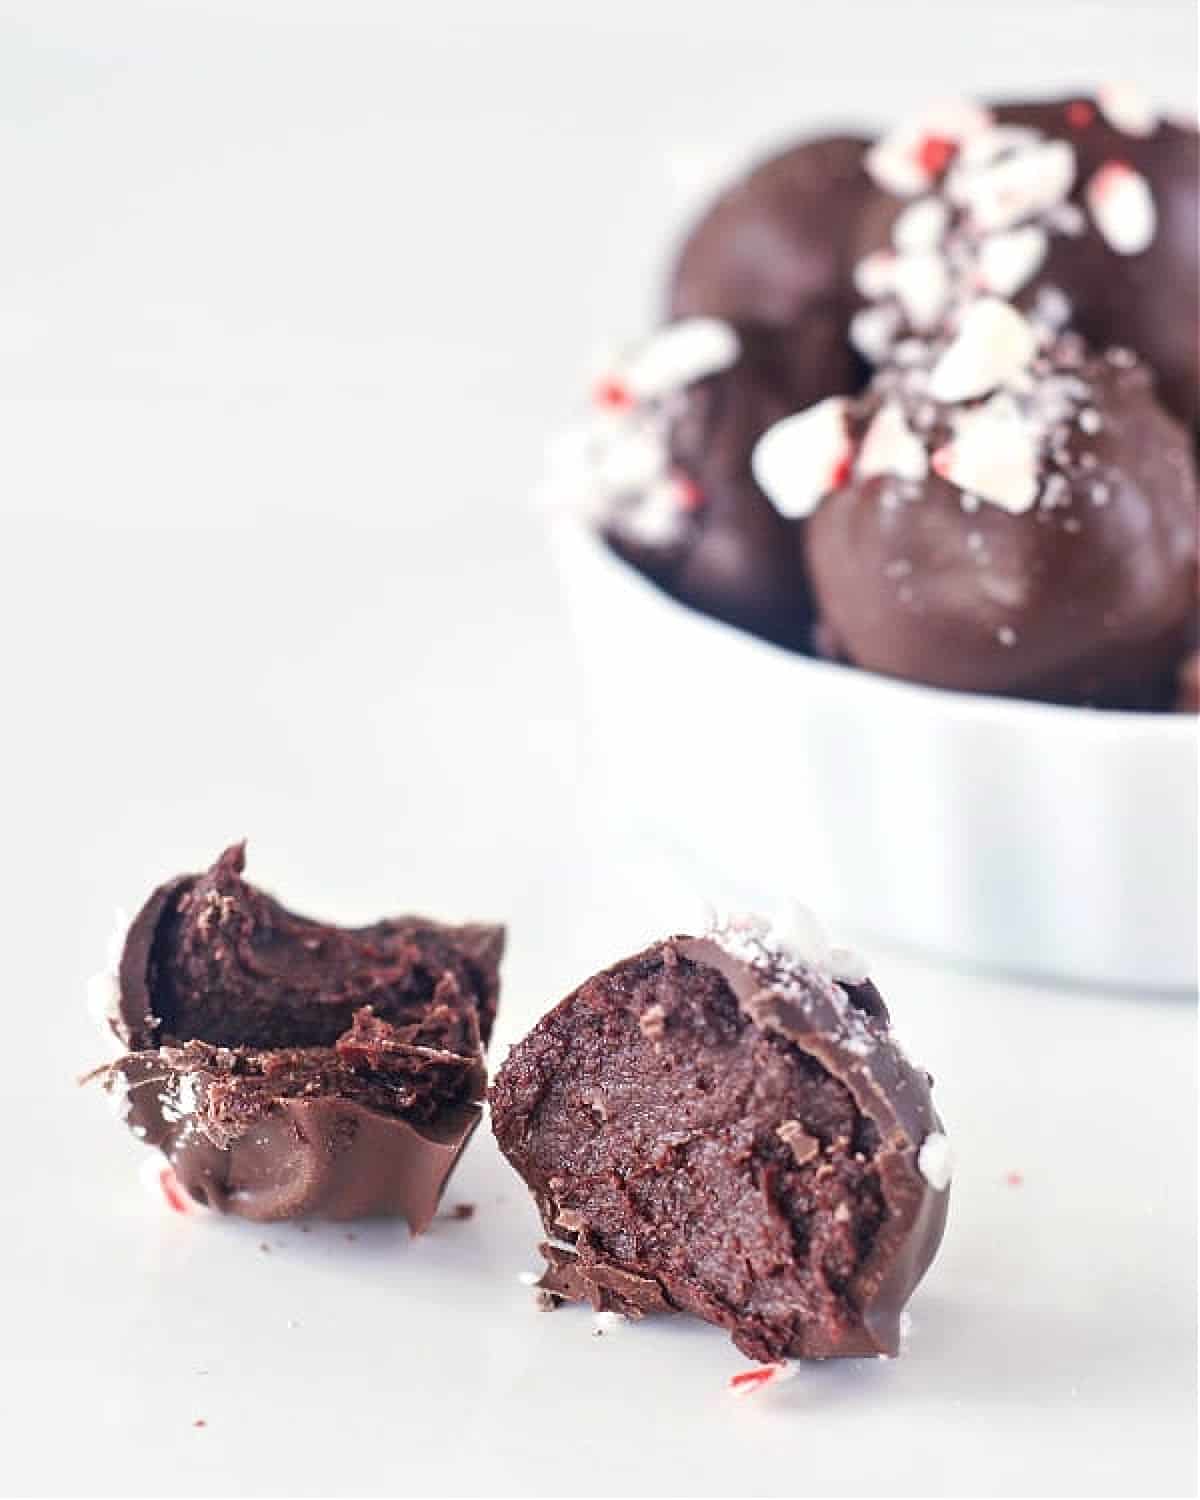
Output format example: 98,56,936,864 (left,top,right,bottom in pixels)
807,347,1199,706
668,135,873,339
491,933,947,1361
99,844,503,1226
